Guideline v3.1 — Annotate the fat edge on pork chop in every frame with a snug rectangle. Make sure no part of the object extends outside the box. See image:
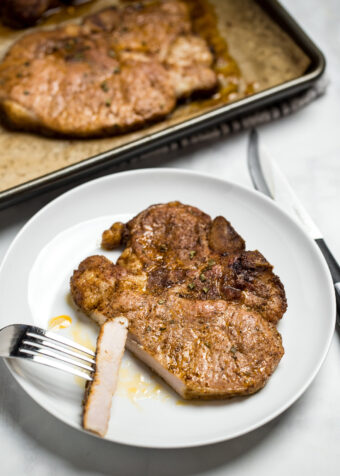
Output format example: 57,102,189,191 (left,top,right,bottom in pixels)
71,201,287,400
